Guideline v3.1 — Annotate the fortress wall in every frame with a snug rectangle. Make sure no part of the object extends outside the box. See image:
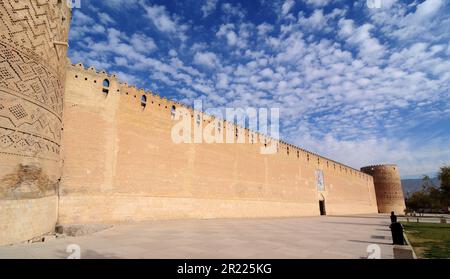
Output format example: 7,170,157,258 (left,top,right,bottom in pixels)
0,0,71,245
58,64,378,224
361,165,406,214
